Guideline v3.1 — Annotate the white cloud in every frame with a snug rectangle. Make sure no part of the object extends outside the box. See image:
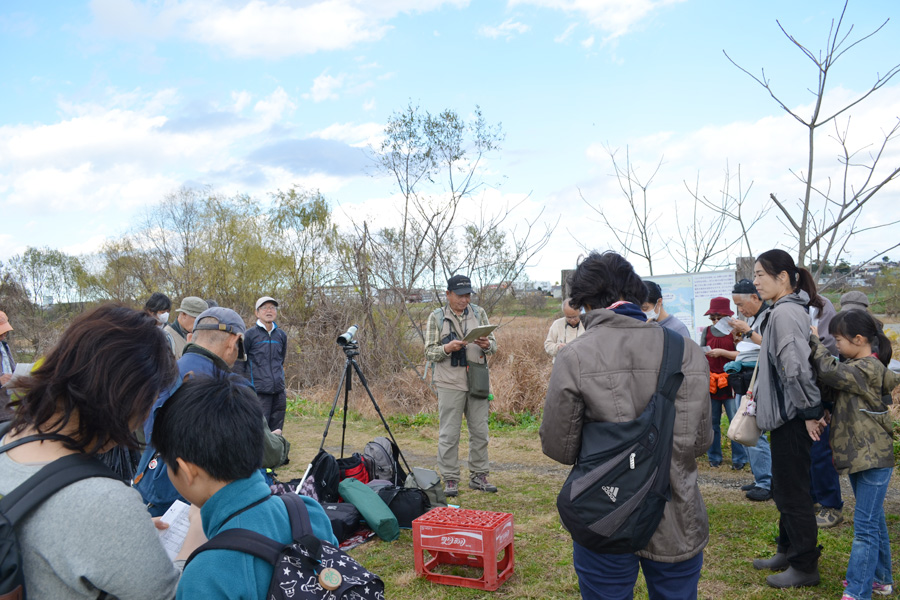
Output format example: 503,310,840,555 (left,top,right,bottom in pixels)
0,84,368,231
61,234,113,257
580,35,594,49
479,19,531,40
253,87,296,121
509,0,686,41
310,122,384,147
363,98,377,112
554,23,577,43
304,72,345,103
89,0,470,57
232,91,253,112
